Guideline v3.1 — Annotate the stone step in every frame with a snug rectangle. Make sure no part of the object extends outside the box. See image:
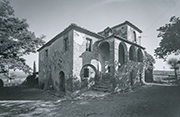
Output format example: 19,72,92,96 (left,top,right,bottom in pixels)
95,81,110,86
103,79,110,82
103,77,110,80
92,87,109,92
102,80,110,83
94,84,109,89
